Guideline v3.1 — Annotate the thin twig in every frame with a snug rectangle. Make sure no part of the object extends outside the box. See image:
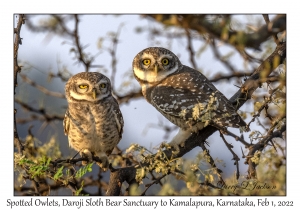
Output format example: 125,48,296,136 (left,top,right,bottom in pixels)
185,28,197,69
246,88,279,130
211,39,236,72
140,174,167,196
20,74,65,98
209,71,252,83
108,24,123,90
73,15,91,72
216,125,251,147
15,98,64,121
263,14,280,45
246,122,286,179
237,48,263,64
219,132,240,179
115,90,143,104
149,171,163,186
199,140,224,184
